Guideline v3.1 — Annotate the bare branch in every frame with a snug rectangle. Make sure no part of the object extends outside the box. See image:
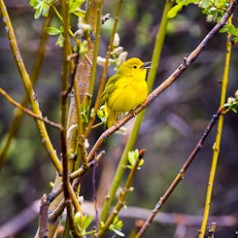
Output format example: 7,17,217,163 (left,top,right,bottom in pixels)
84,0,238,166
0,88,62,130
